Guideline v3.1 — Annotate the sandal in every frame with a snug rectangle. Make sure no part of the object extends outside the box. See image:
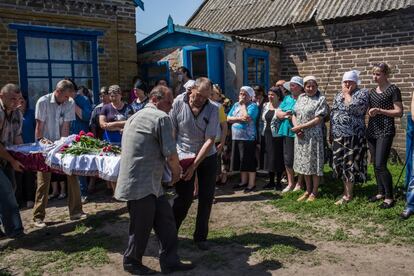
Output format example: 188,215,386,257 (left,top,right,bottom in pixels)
335,196,351,206
306,194,317,202
368,194,385,202
379,200,395,209
297,192,309,202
